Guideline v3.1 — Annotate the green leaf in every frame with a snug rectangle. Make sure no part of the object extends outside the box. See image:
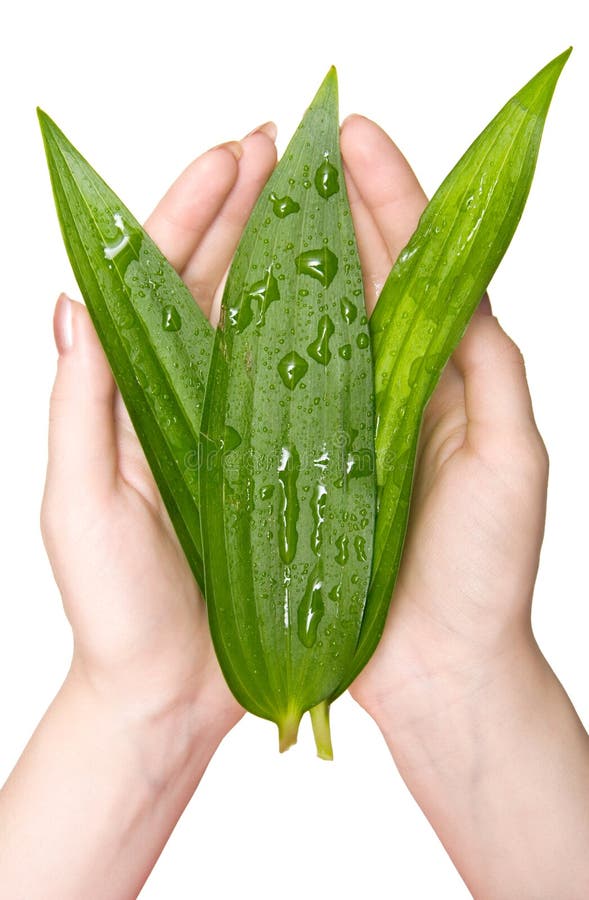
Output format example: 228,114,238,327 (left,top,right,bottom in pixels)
200,68,377,752
38,112,214,589
333,48,571,694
